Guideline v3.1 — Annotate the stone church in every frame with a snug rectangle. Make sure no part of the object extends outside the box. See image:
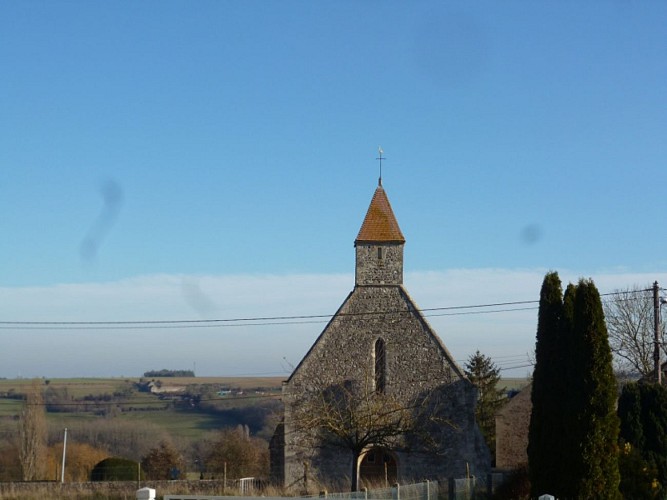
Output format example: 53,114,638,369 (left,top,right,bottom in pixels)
270,182,490,491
